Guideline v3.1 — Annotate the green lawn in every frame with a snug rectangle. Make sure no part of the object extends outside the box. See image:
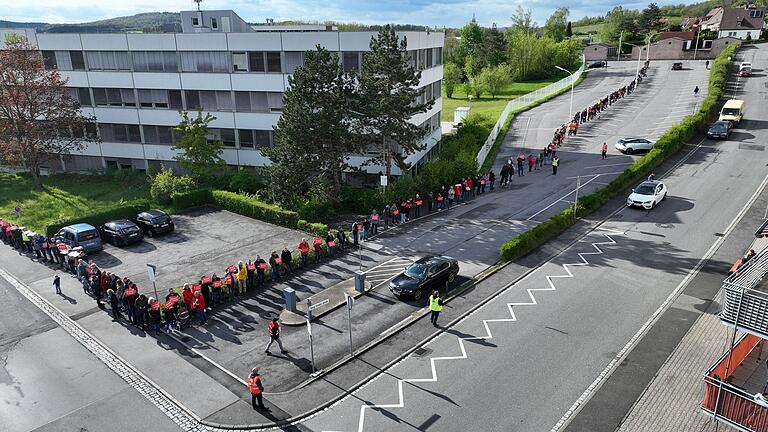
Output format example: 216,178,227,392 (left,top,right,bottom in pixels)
572,23,604,35
0,171,157,232
441,79,560,123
